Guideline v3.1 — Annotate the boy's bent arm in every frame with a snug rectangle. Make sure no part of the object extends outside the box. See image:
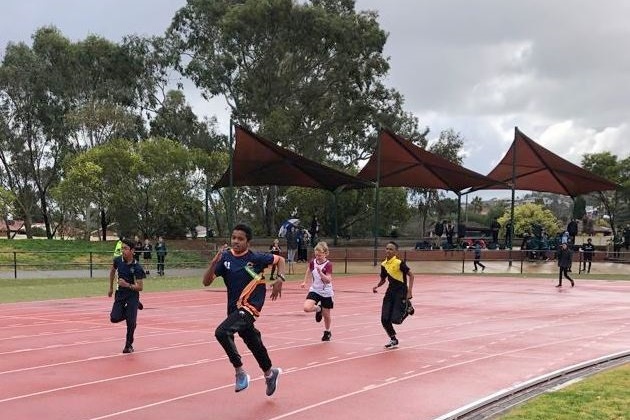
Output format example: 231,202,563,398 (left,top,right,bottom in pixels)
406,271,415,299
108,266,116,296
203,250,223,286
